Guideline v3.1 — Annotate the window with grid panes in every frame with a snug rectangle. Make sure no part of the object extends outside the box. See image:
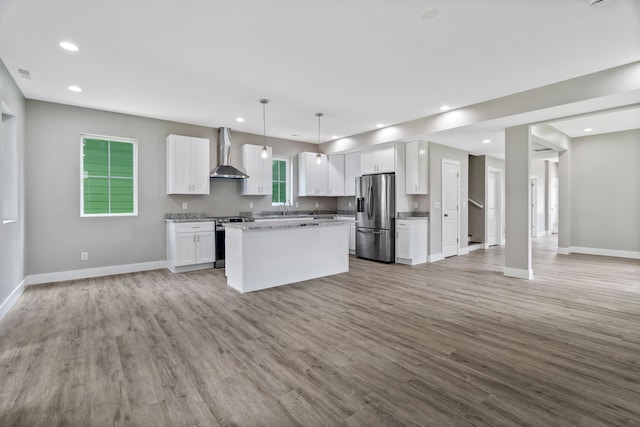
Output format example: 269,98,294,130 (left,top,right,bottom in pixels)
272,156,291,205
81,135,137,216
